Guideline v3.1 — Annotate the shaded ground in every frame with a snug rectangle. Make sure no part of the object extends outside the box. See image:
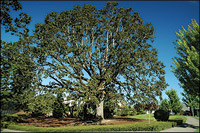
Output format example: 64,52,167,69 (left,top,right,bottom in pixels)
19,116,146,127
160,116,199,132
